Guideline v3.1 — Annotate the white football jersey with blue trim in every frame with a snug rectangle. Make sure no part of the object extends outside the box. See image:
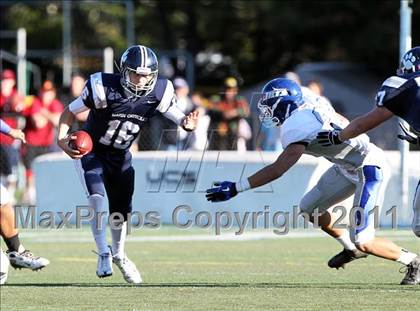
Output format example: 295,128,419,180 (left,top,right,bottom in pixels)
280,93,383,171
